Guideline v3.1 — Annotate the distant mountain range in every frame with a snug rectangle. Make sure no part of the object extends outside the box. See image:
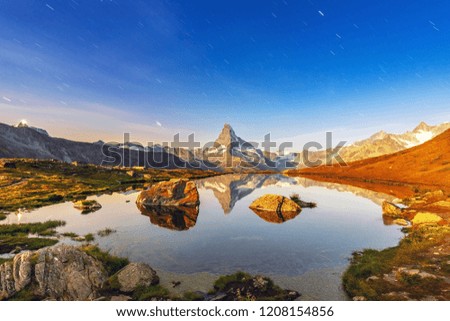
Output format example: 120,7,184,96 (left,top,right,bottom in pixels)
296,121,450,167
0,120,448,171
292,128,450,193
0,121,192,169
337,121,450,163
